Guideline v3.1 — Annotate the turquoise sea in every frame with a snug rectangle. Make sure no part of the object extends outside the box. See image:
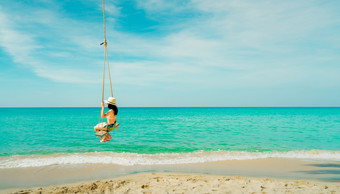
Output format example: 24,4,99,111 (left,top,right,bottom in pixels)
0,107,339,168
